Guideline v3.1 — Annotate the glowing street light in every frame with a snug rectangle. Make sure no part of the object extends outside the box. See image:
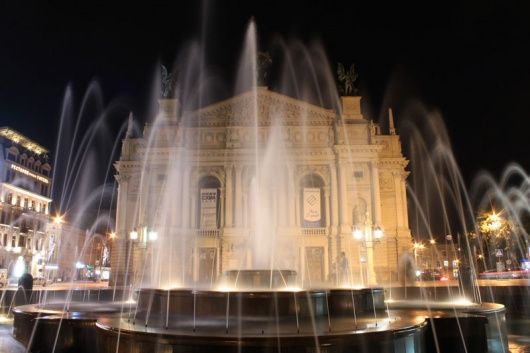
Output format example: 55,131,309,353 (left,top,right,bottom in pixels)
413,242,425,266
148,230,158,241
352,225,384,241
53,214,64,225
352,226,363,240
109,231,116,240
429,239,436,245
374,226,384,240
129,230,138,240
